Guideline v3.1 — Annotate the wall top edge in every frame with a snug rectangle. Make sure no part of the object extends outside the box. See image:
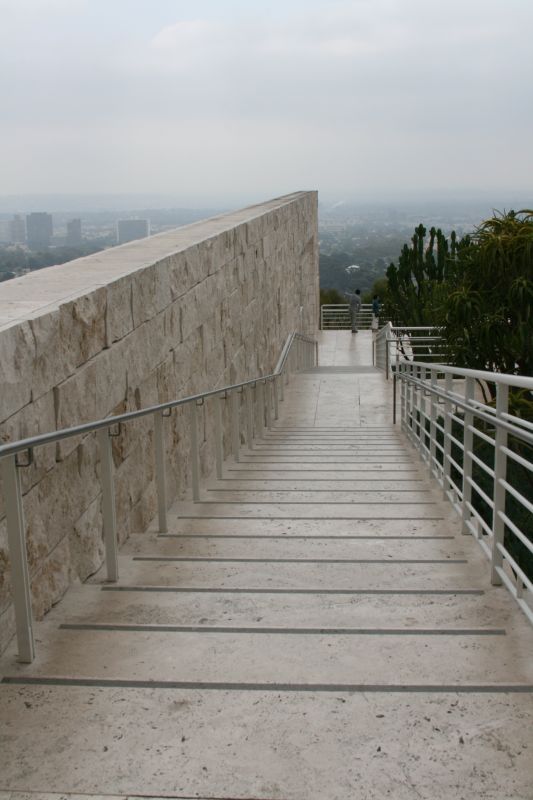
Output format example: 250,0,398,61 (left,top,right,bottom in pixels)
0,191,317,331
